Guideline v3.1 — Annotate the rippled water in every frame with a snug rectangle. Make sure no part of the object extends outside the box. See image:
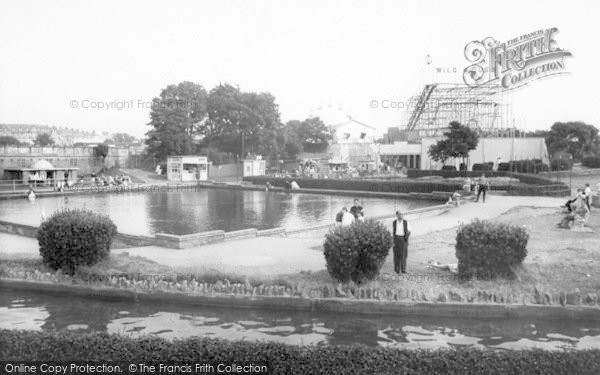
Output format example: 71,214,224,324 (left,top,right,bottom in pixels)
2,289,599,350
0,189,430,235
